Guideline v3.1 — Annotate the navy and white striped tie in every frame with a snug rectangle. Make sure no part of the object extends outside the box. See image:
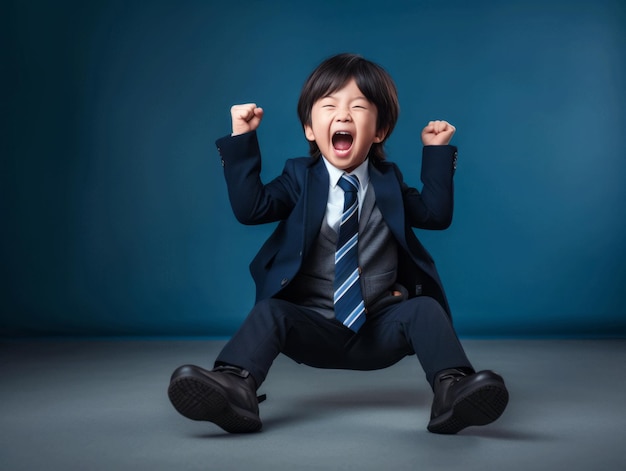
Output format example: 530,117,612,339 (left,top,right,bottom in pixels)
334,174,366,332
